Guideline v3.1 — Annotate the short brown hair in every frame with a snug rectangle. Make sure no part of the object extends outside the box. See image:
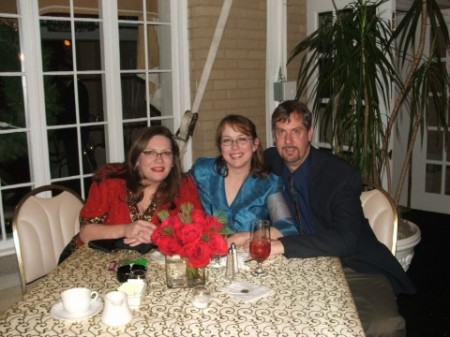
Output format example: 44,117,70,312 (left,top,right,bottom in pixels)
271,100,313,130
